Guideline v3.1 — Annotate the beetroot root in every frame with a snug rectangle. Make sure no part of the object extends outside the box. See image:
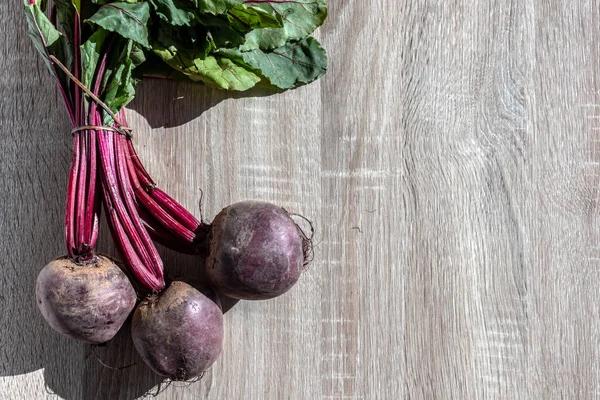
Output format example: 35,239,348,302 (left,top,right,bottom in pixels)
131,281,224,380
206,201,305,300
36,255,137,344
